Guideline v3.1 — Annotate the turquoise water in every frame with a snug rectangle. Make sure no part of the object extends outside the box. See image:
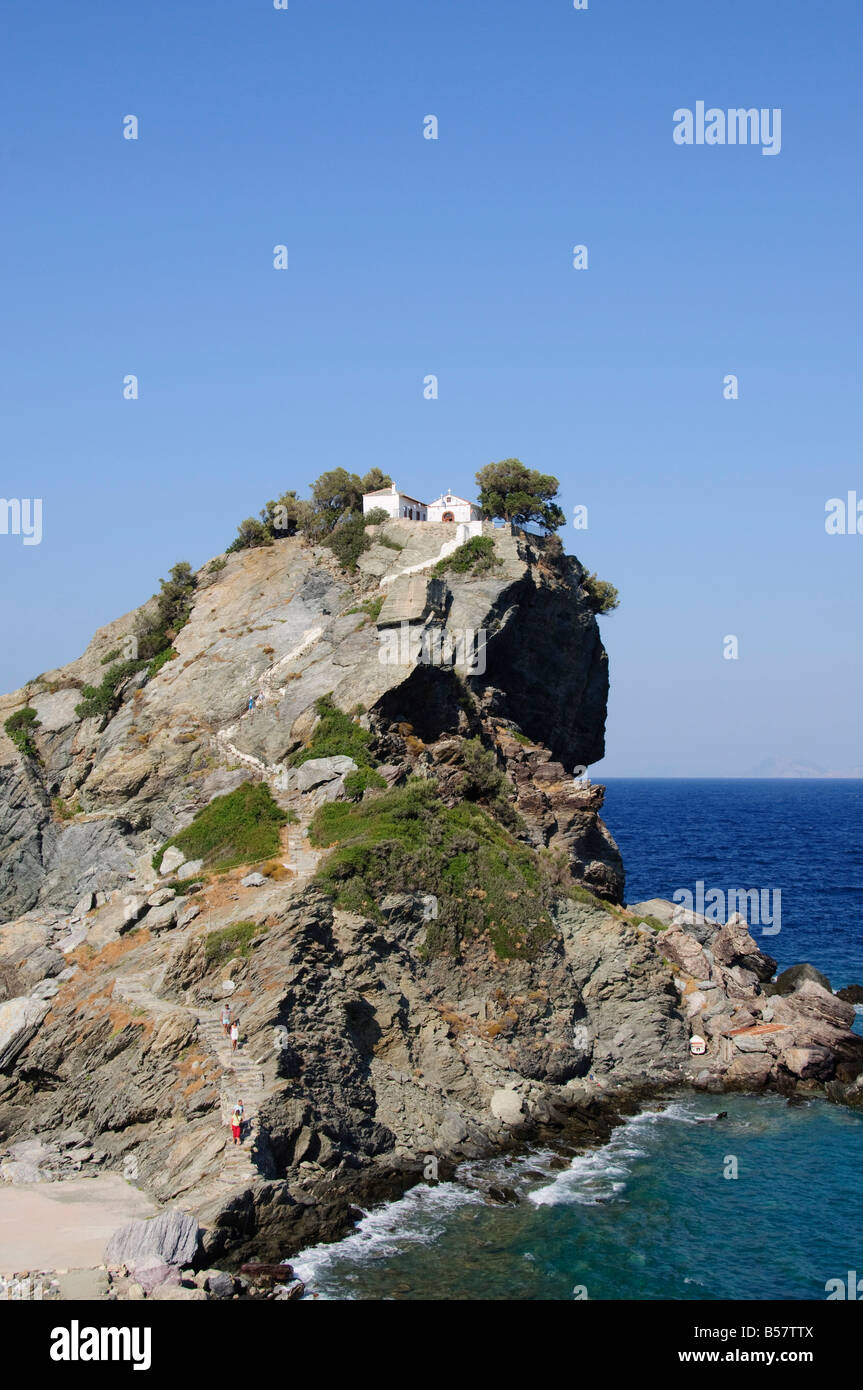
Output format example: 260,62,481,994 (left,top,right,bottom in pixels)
293,782,863,1300
294,1094,863,1300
